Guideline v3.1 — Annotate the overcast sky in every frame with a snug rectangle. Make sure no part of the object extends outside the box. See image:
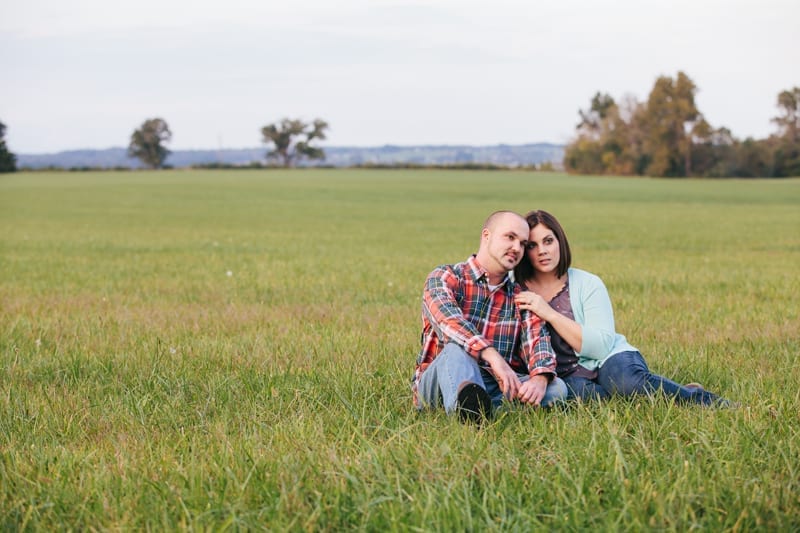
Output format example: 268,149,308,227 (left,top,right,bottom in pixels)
1,0,798,153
